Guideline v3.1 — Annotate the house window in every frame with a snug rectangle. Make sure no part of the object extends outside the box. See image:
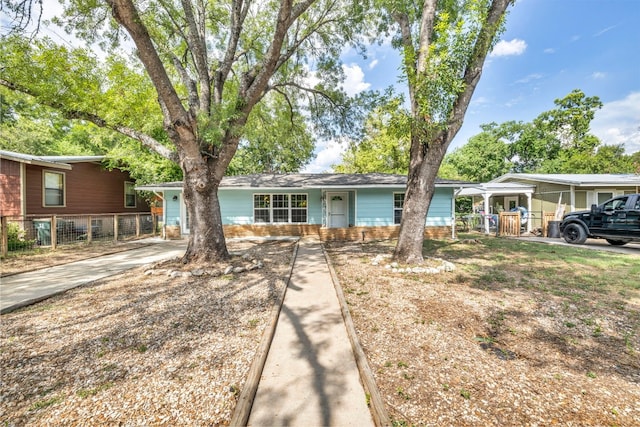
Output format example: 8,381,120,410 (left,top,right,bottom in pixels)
254,194,271,223
291,194,308,223
393,193,404,225
597,192,614,204
253,194,307,223
272,194,289,223
124,182,136,208
43,171,65,207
